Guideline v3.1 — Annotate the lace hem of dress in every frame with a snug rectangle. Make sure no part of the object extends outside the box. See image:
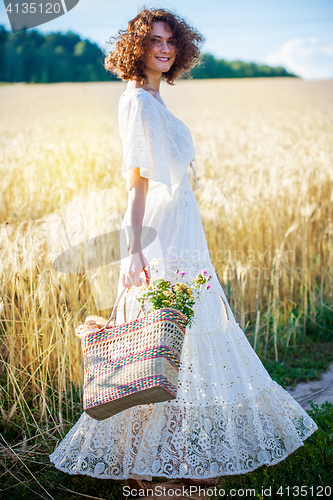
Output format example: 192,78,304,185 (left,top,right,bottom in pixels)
49,379,318,480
